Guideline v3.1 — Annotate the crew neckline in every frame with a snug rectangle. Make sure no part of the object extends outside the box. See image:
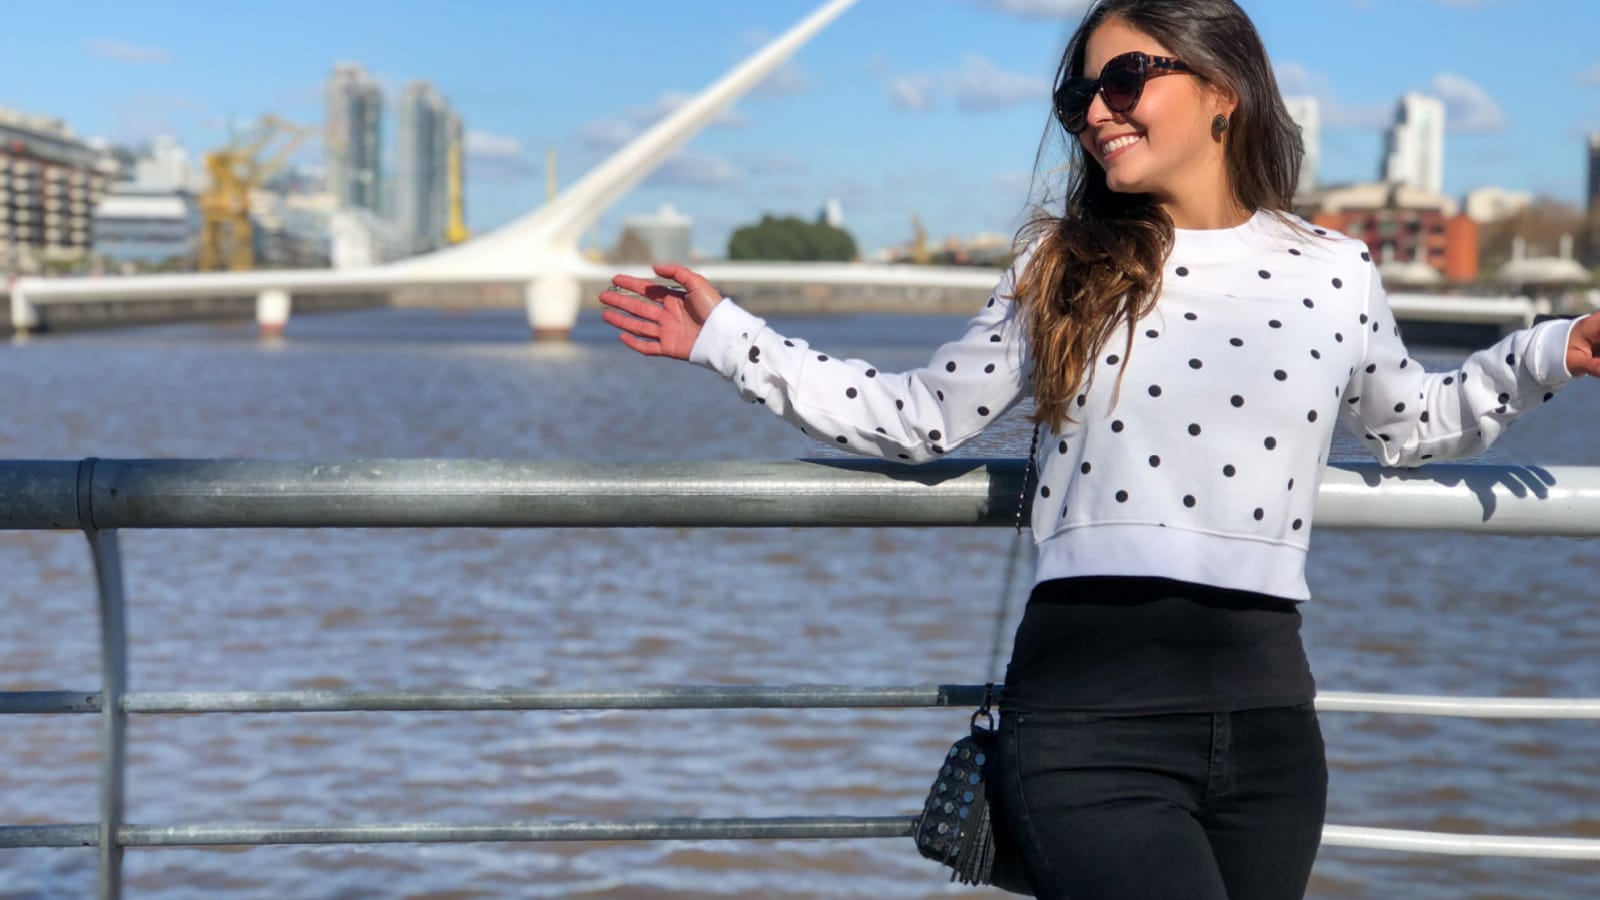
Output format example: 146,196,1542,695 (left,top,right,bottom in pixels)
1170,208,1277,259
